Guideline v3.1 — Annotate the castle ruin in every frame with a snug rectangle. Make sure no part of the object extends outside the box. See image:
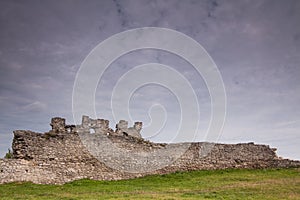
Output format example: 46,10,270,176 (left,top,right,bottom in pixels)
0,116,299,184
